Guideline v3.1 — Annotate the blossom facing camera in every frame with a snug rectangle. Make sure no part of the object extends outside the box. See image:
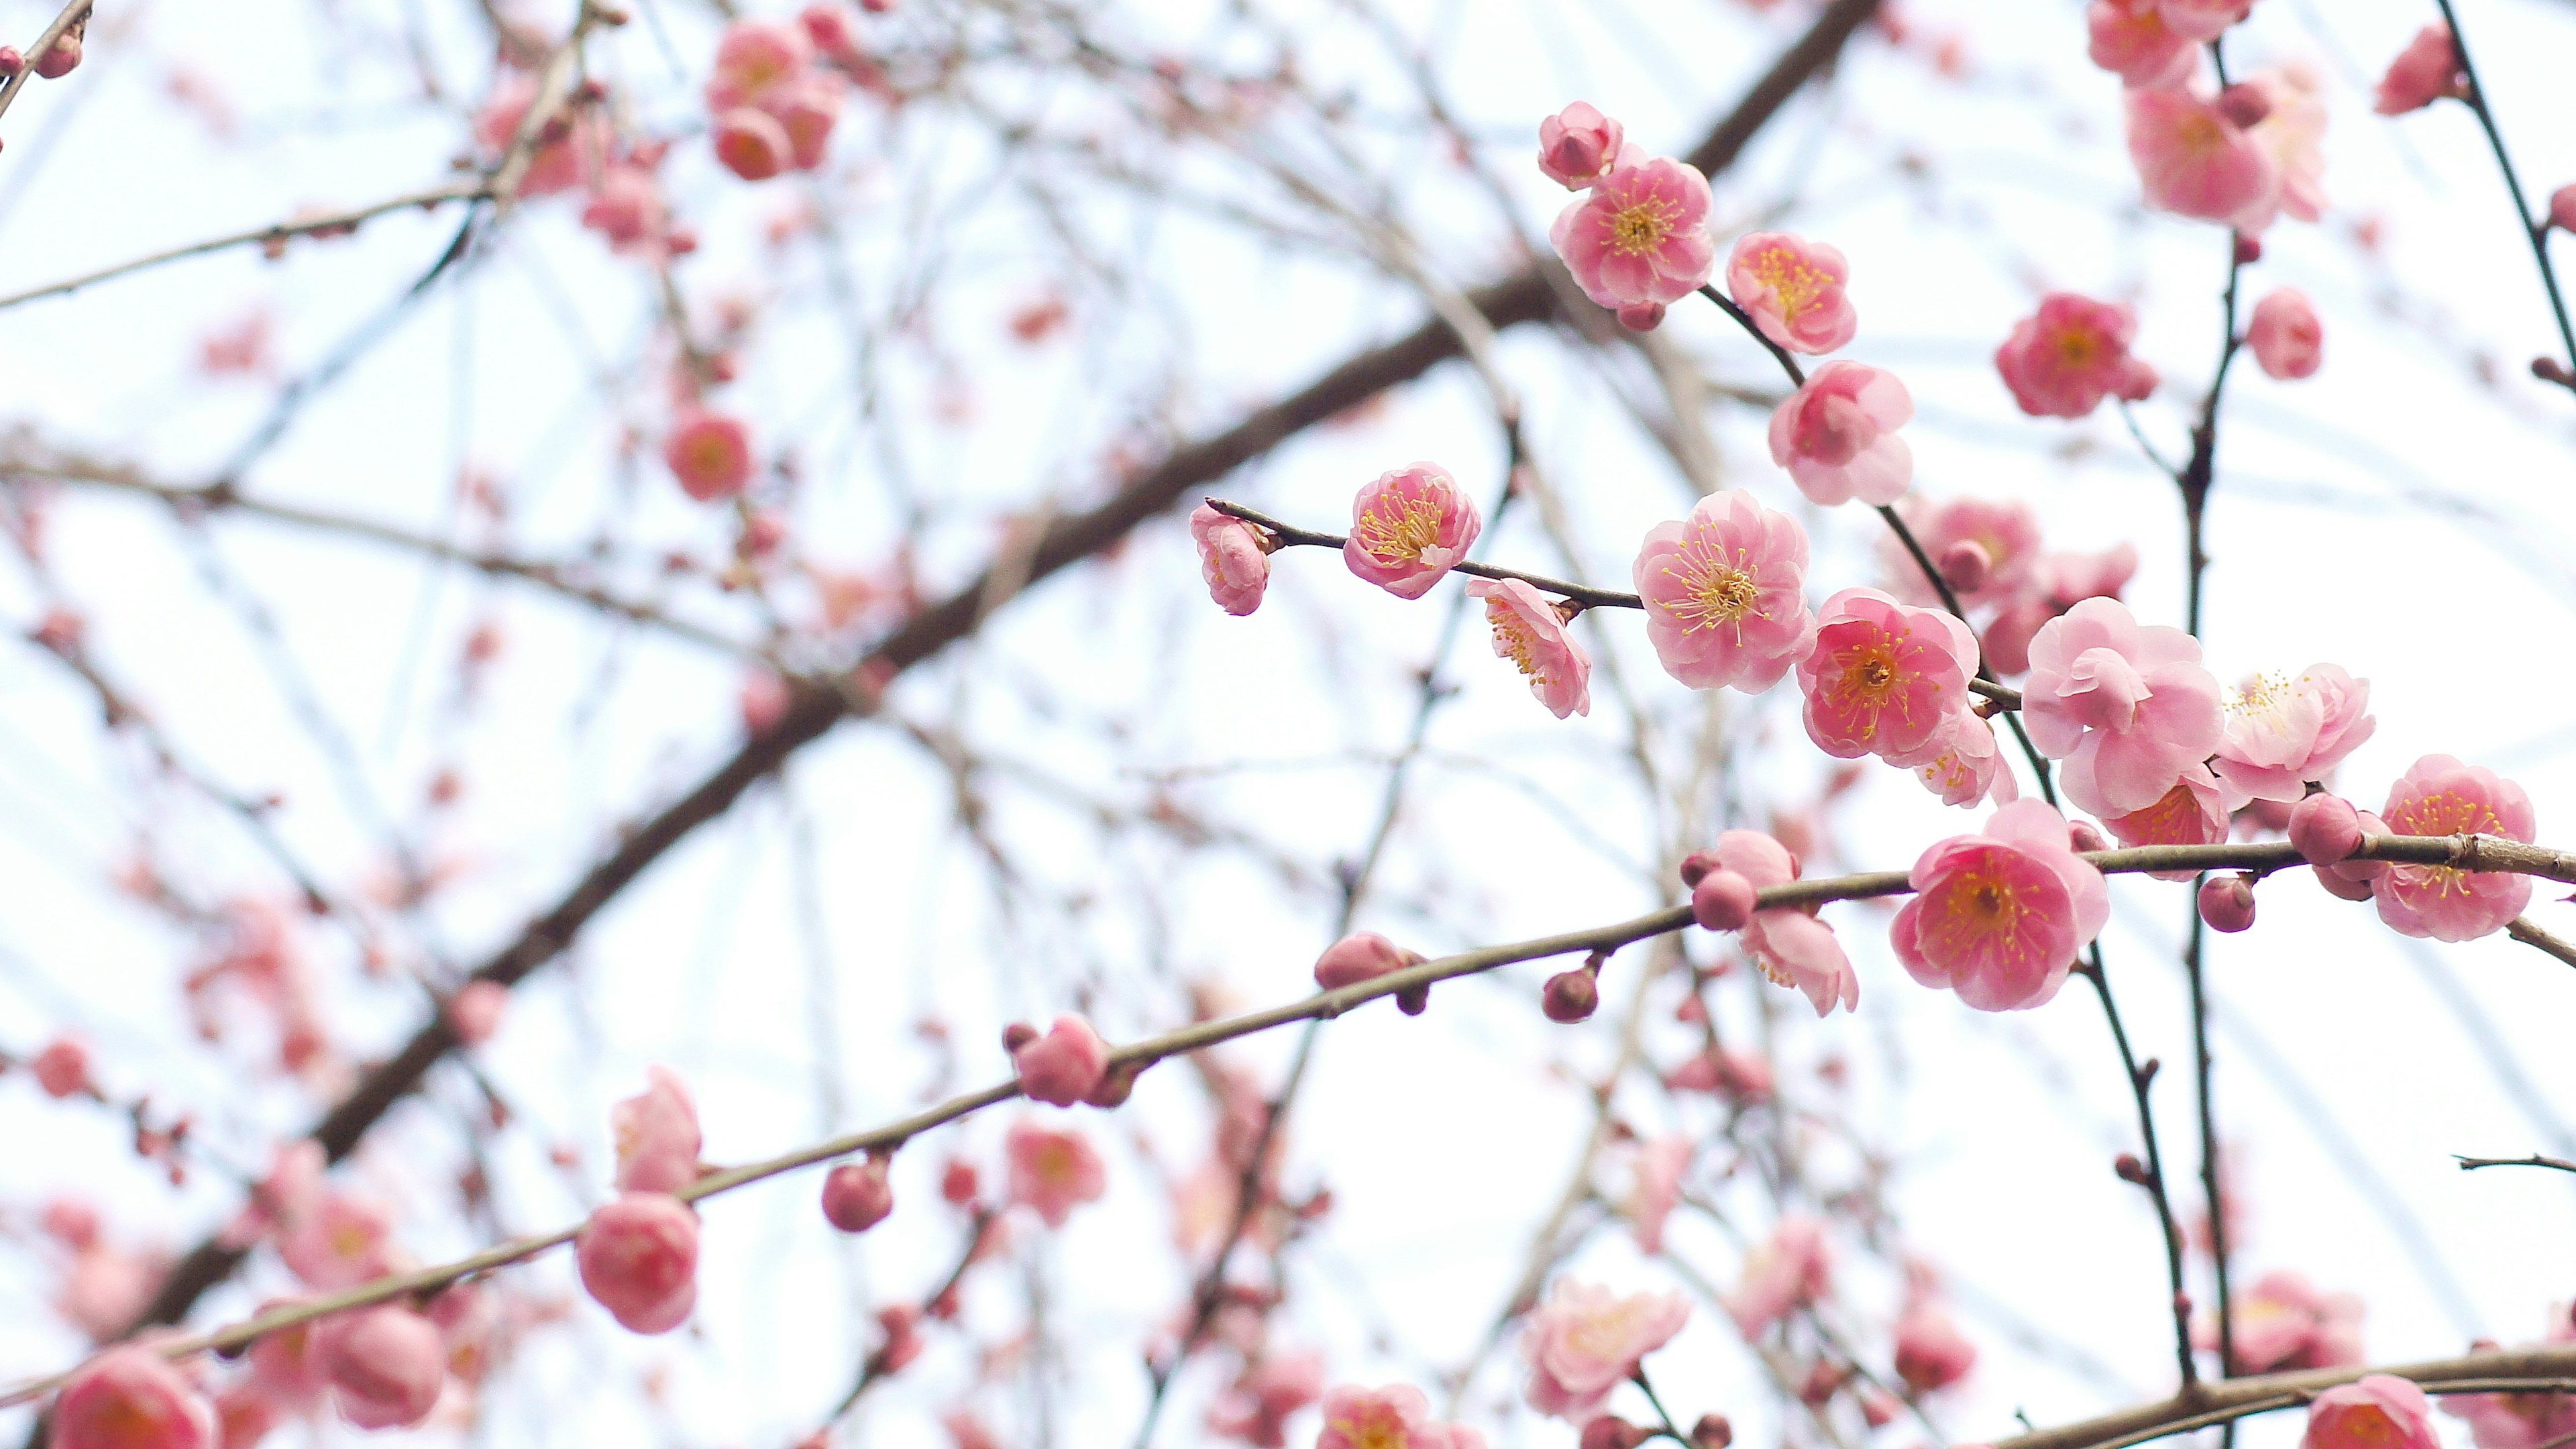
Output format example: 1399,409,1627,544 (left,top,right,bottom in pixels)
2374,755,2536,941
1995,294,2159,419
1550,158,1719,311
2304,1375,2440,1449
2021,598,2224,818
50,1347,216,1449
665,411,755,502
1891,800,2108,1012
1727,231,1858,355
1343,464,1481,600
1632,489,1819,692
1006,1120,1107,1228
1520,1280,1690,1421
1796,588,1980,763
